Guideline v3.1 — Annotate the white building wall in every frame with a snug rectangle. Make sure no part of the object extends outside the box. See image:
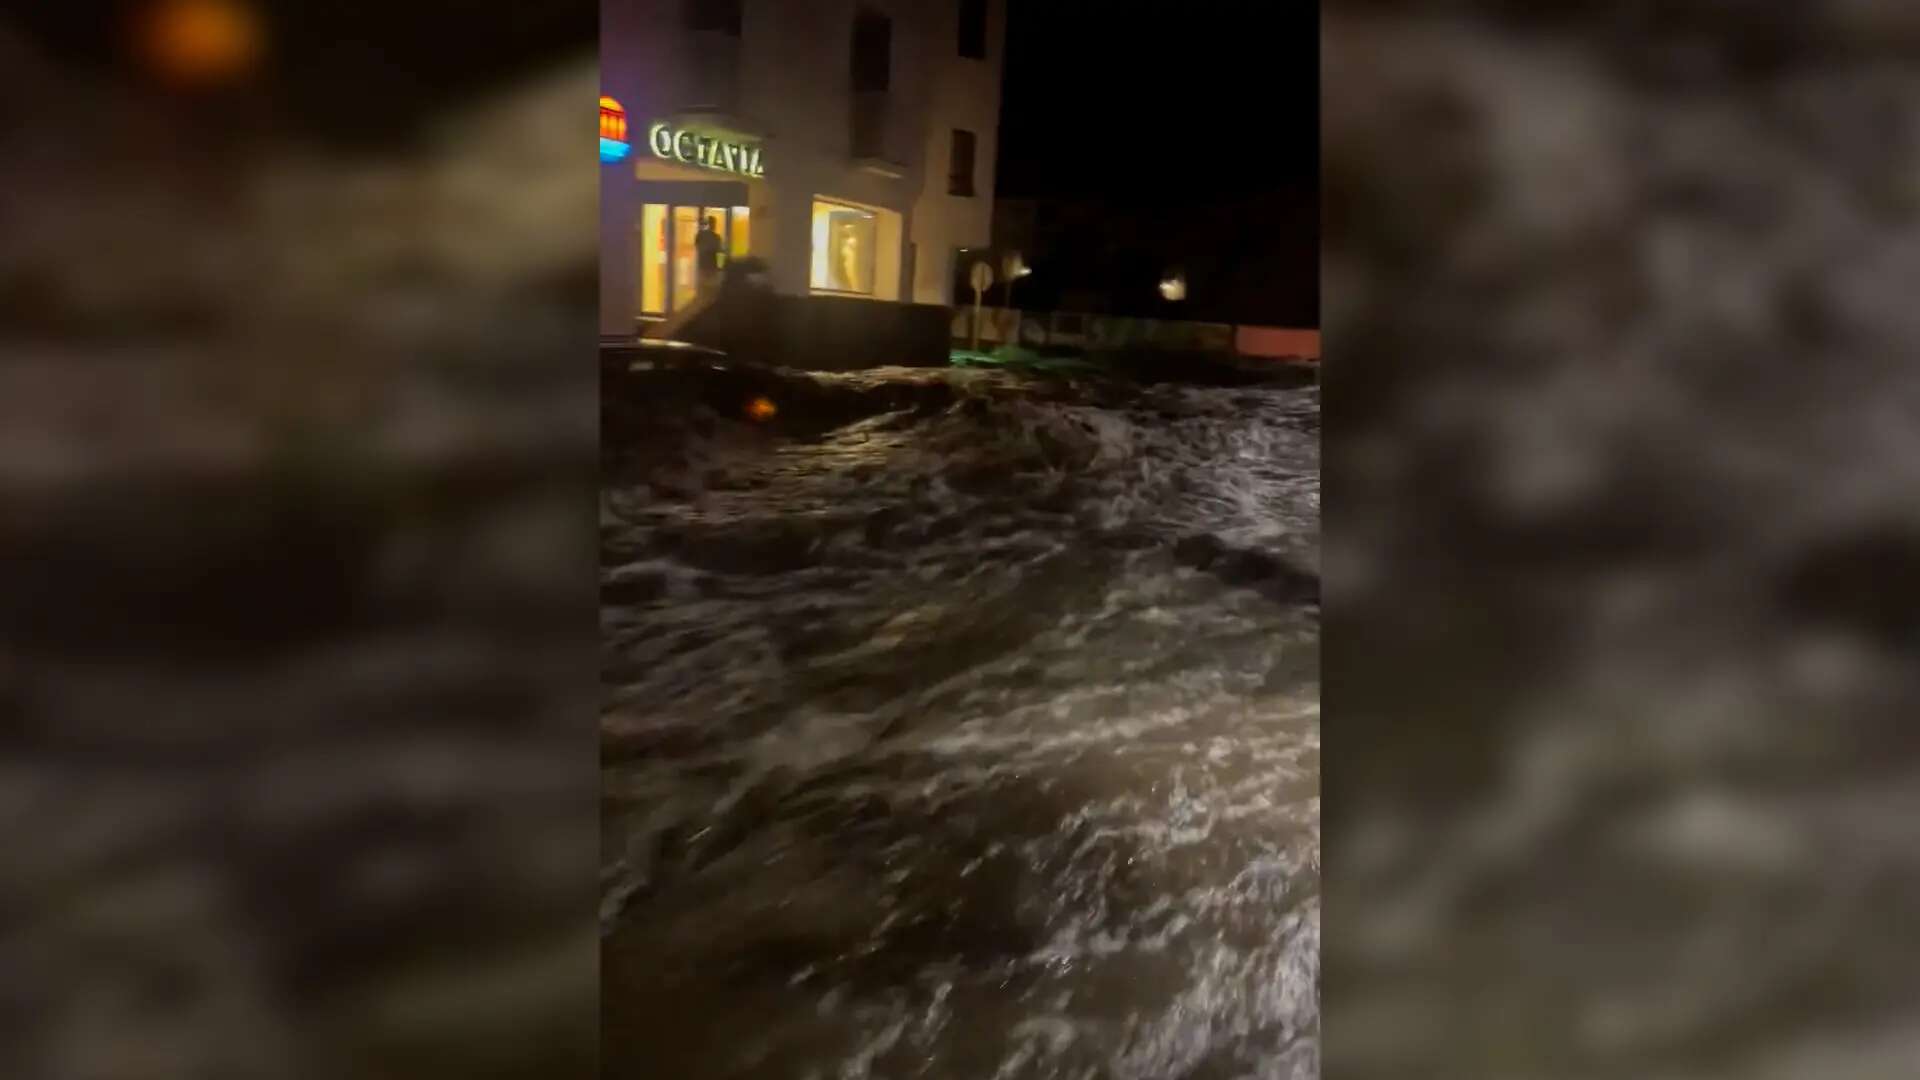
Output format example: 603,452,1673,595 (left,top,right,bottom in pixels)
601,0,1002,333
911,0,1006,305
